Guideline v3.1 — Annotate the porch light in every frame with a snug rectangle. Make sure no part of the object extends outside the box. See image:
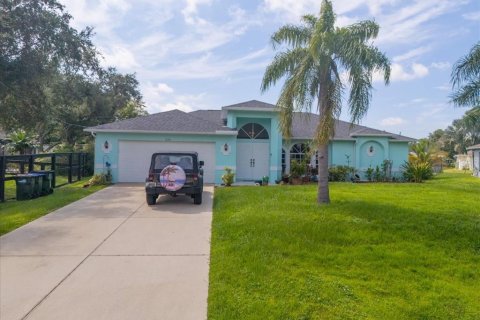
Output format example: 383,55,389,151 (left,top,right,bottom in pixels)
224,143,229,152
104,141,109,150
